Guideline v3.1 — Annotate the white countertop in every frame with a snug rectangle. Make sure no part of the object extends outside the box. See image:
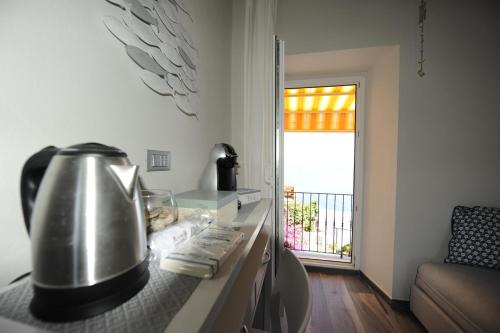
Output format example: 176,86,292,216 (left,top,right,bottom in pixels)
0,199,272,333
